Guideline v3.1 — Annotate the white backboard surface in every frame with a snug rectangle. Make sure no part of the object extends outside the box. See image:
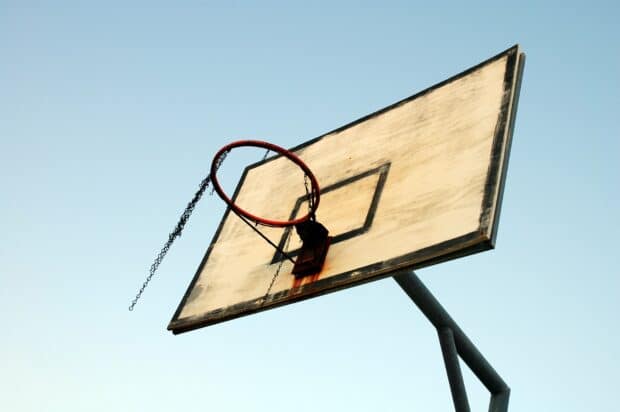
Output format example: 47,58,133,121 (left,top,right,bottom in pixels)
169,46,524,334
